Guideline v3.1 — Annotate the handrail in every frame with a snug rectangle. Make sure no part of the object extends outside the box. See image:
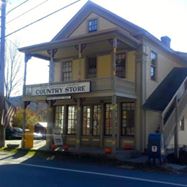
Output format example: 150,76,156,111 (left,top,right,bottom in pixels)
163,85,187,147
